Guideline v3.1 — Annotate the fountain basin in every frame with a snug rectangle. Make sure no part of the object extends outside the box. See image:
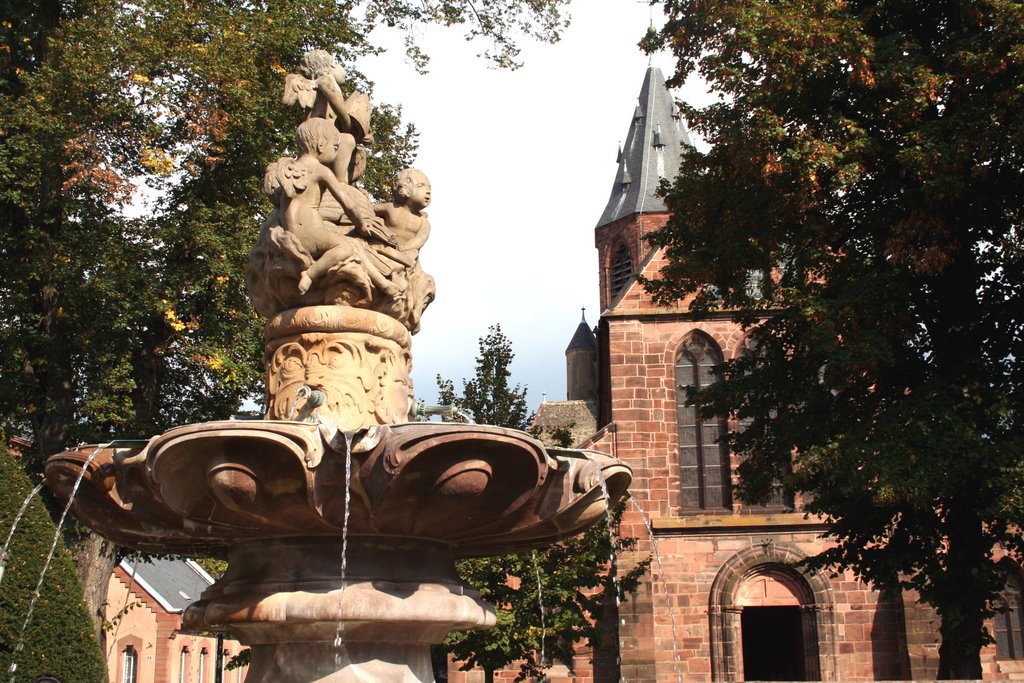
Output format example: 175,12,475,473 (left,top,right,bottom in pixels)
45,421,630,682
44,421,629,555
